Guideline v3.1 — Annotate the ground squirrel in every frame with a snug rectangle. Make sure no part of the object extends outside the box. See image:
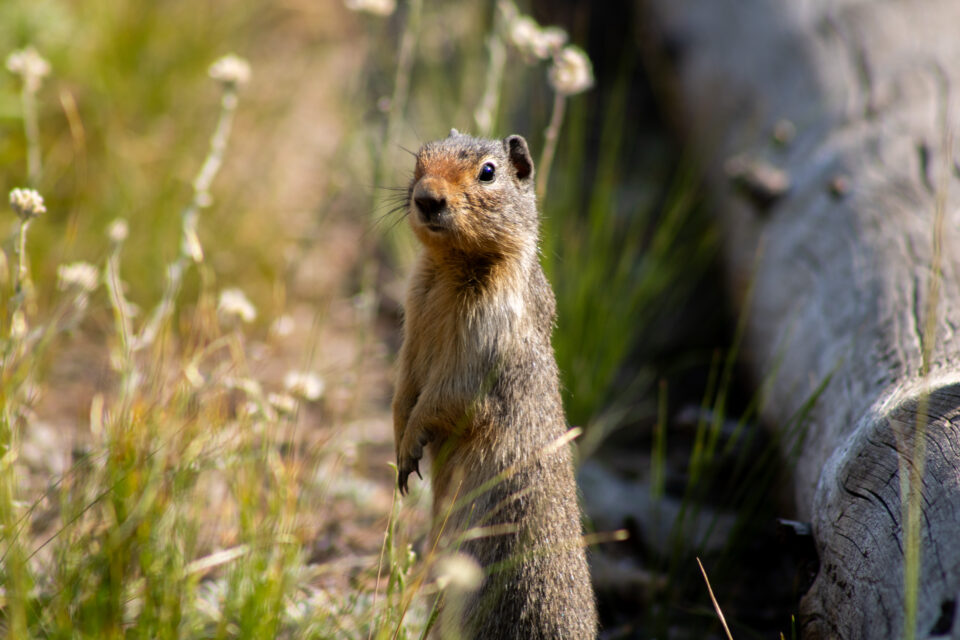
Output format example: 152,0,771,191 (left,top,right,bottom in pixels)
392,130,597,638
